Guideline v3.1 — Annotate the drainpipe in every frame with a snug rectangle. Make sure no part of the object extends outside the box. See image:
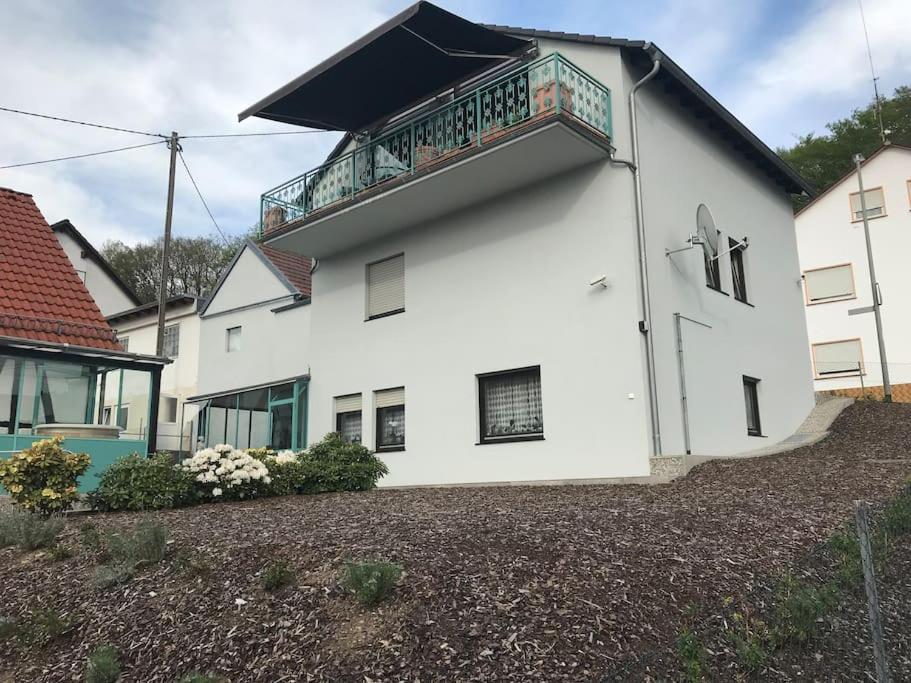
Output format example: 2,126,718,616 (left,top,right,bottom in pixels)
614,49,662,456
